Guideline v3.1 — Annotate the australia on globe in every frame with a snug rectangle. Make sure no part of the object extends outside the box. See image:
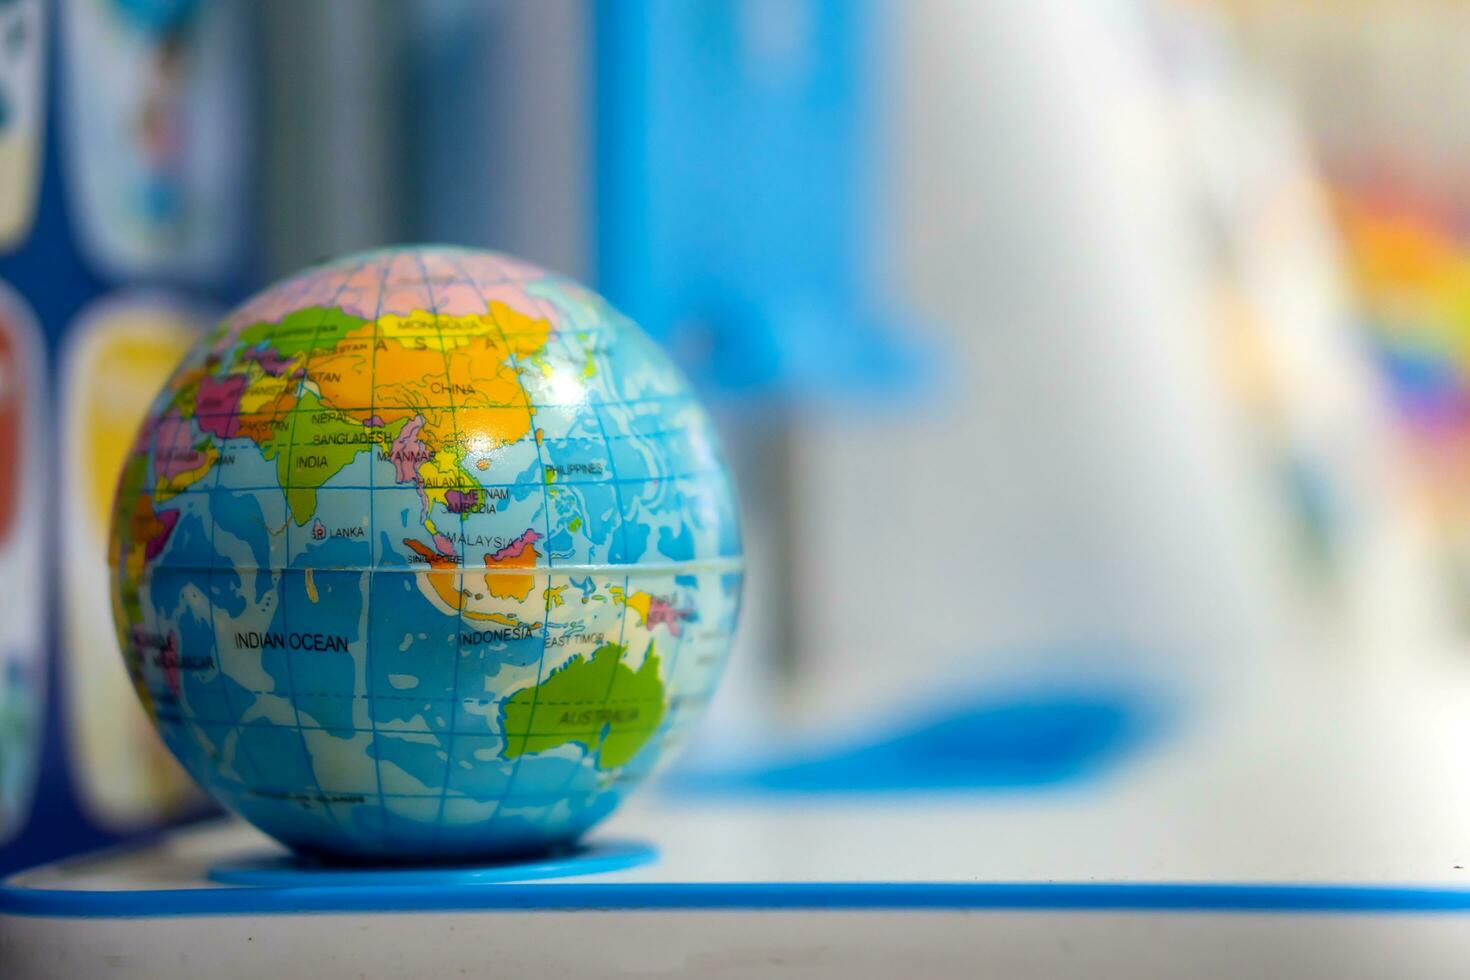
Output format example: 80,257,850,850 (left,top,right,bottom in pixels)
108,246,743,862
